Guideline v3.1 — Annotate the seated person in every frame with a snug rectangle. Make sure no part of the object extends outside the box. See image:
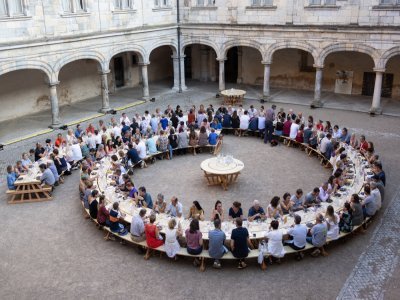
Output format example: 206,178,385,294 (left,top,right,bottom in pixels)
304,187,321,207
362,185,377,218
306,213,328,257
290,189,305,211
228,201,243,220
39,163,56,188
318,182,331,202
188,201,205,221
198,126,209,146
371,161,385,187
248,200,266,221
265,220,285,262
6,165,19,190
21,152,33,171
267,196,284,219
127,143,141,165
154,193,167,213
88,190,99,220
166,196,183,218
144,214,164,251
165,218,182,259
280,193,293,214
230,218,253,269
211,200,224,221
97,195,109,227
47,161,60,186
130,208,148,242
185,219,203,266
109,202,127,235
14,161,26,176
138,186,153,209
146,134,158,155
325,205,339,240
210,118,222,130
208,219,229,269
285,215,308,260
339,202,353,233
208,128,219,146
